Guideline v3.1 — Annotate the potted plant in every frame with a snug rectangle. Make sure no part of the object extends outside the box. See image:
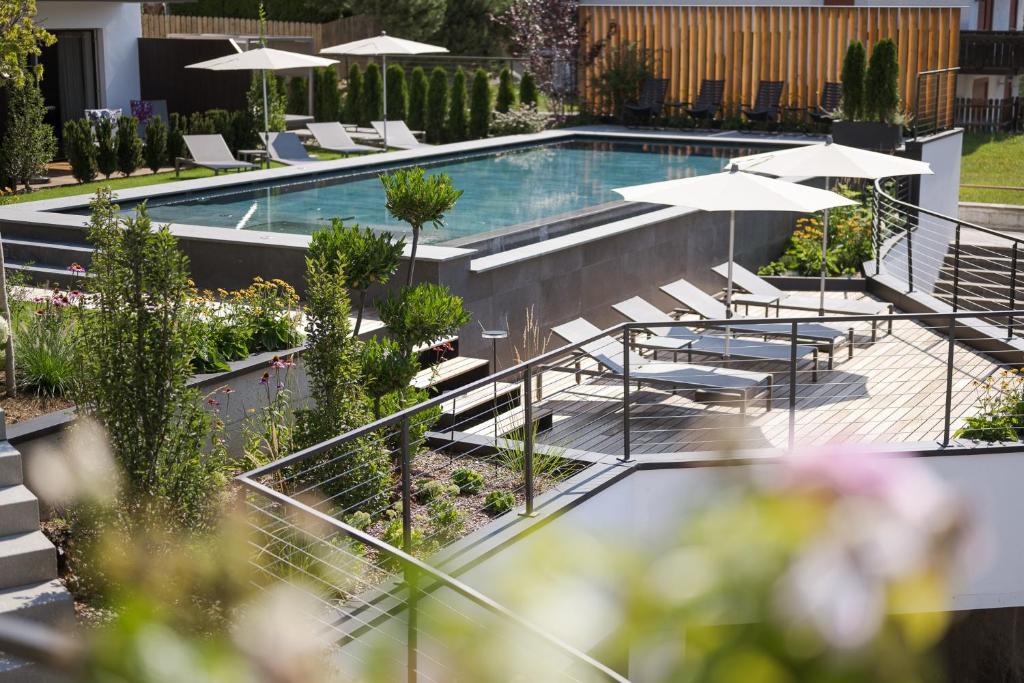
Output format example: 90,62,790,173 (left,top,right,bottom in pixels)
832,39,904,152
